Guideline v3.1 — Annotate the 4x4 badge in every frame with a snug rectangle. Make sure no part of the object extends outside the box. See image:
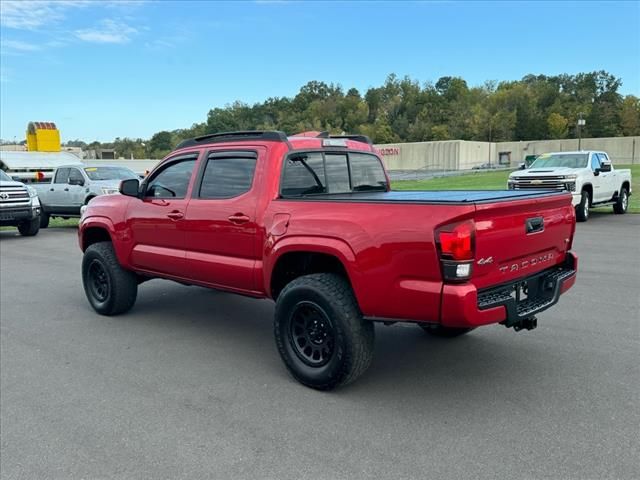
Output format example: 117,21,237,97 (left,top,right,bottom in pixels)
477,257,494,265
